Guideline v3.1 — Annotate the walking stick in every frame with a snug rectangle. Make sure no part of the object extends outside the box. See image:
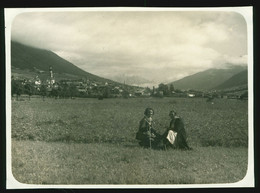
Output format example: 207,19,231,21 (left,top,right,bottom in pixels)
149,125,152,150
